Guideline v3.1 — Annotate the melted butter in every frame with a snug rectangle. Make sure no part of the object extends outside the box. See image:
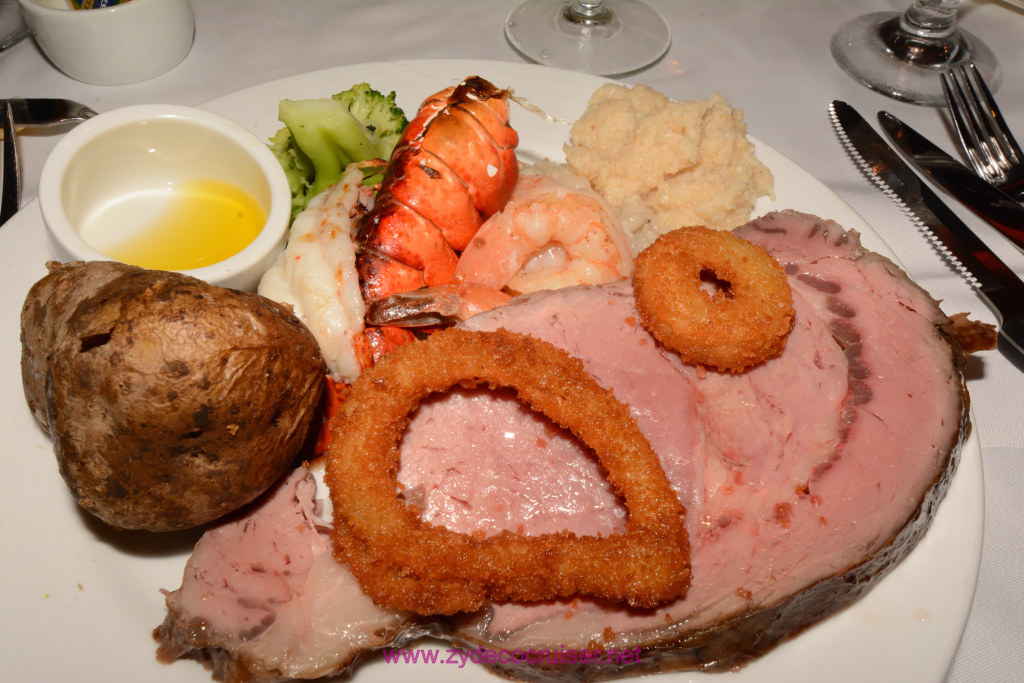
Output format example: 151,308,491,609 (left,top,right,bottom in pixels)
103,179,266,271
